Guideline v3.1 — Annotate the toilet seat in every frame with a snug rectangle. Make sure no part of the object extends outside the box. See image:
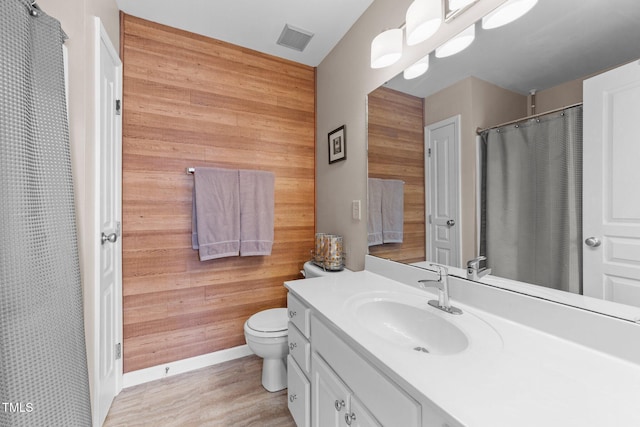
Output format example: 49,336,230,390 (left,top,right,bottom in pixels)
245,308,288,338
